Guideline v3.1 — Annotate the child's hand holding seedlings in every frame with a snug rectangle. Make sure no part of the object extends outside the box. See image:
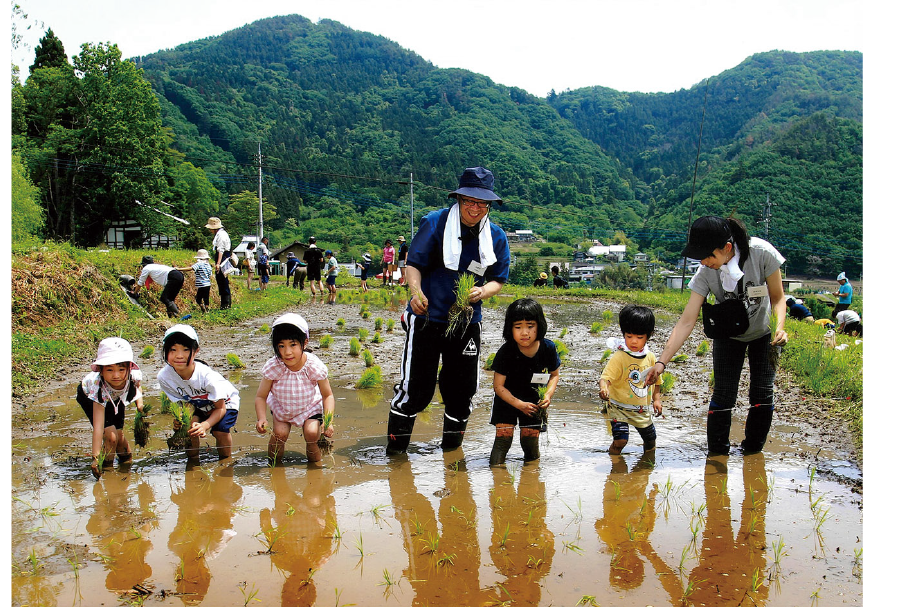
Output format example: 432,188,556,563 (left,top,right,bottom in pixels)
188,420,208,438
598,379,609,401
320,420,334,438
255,418,269,434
